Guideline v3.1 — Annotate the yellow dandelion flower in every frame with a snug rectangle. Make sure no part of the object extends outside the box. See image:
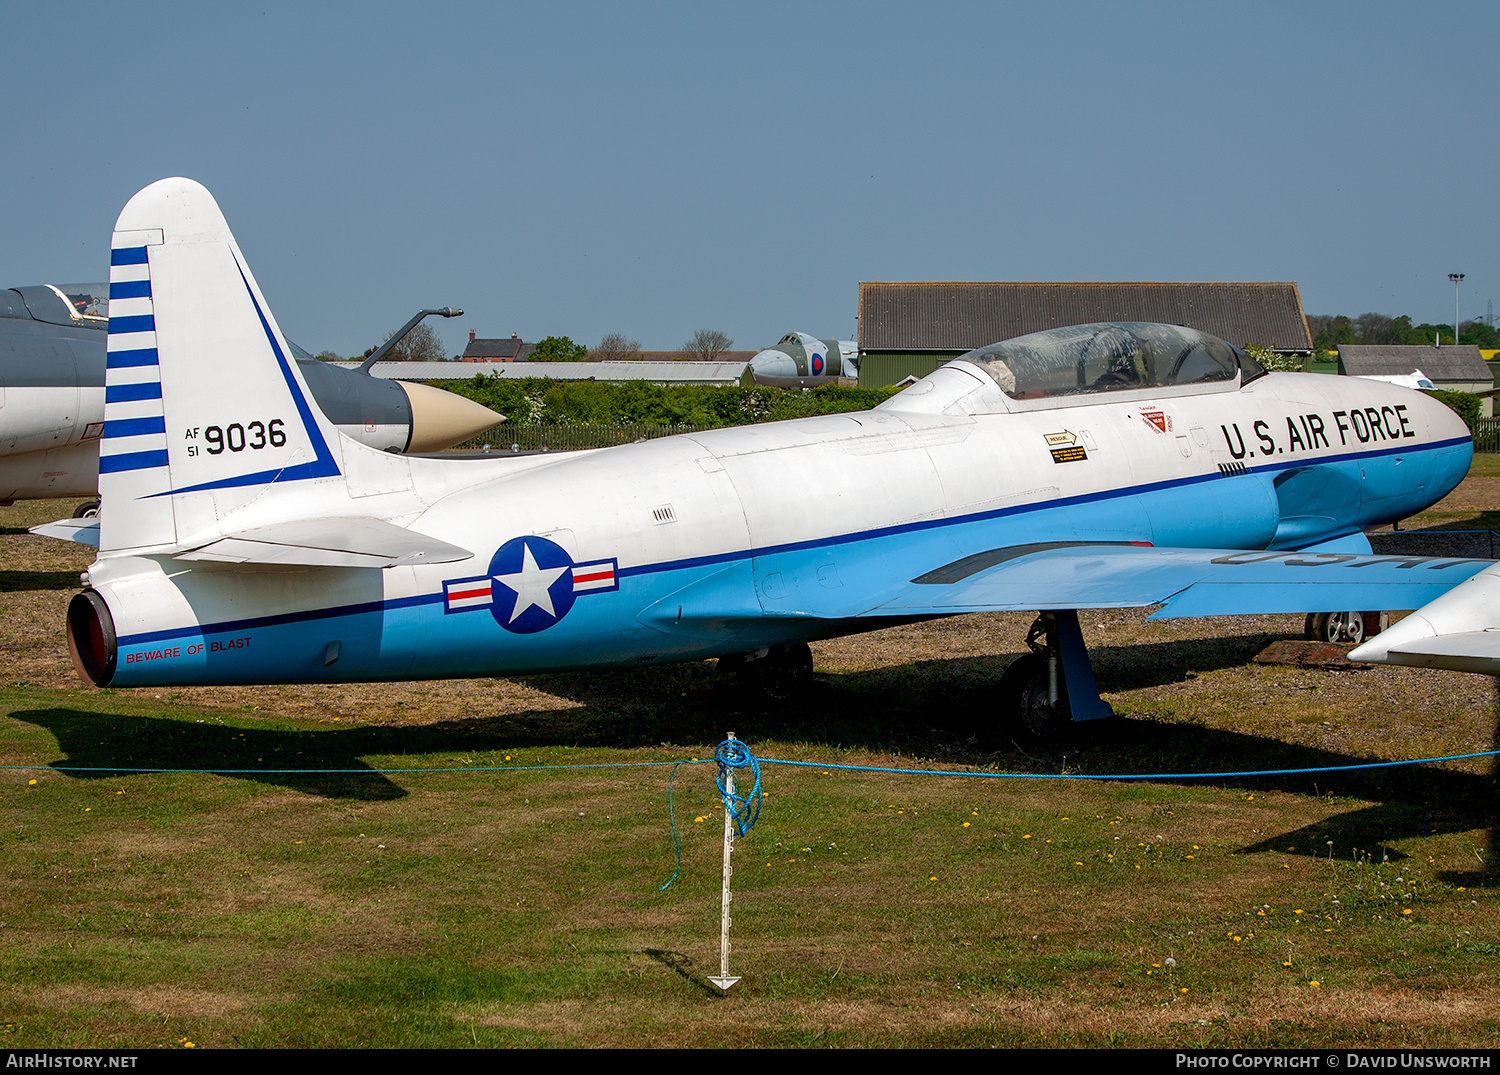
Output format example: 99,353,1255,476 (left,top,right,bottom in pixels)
928,876,938,881
1402,909,1413,916
27,780,35,786
693,816,707,823
1294,909,1304,915
962,822,971,828
1309,980,1320,988
1180,987,1188,994
1022,834,1032,839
